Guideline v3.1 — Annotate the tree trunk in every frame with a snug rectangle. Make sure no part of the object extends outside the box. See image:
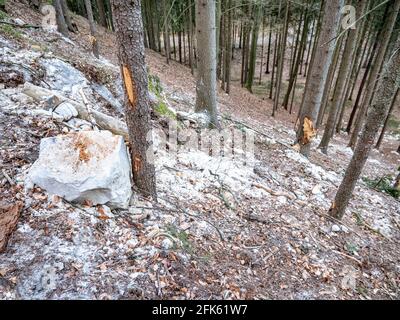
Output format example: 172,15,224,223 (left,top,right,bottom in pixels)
330,35,400,220
272,0,289,116
60,0,76,32
246,2,261,93
319,0,367,153
375,88,399,149
316,37,342,128
282,8,310,110
84,0,100,58
110,0,157,200
96,0,107,28
295,0,343,157
345,38,377,133
349,0,400,149
54,0,69,37
195,0,219,129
